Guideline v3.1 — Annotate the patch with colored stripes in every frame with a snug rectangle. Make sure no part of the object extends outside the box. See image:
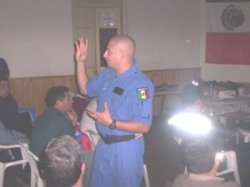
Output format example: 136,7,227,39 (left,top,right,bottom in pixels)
137,87,150,99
